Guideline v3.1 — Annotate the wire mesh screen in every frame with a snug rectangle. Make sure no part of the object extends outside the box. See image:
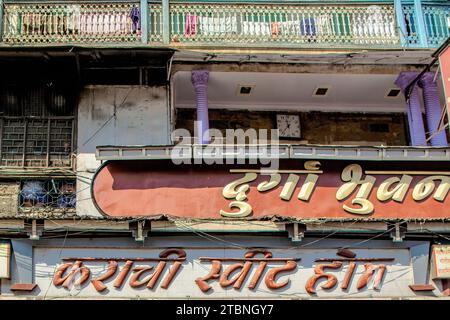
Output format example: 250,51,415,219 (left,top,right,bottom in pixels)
19,179,76,211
